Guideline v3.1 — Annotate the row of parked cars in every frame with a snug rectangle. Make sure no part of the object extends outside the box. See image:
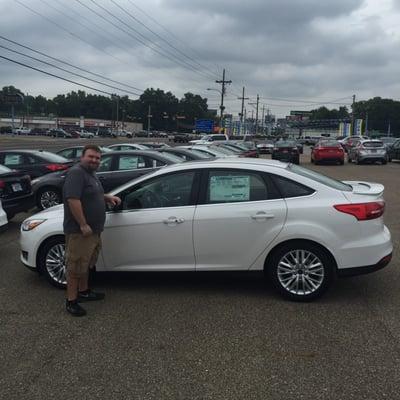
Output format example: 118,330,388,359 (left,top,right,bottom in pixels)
1,137,395,301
